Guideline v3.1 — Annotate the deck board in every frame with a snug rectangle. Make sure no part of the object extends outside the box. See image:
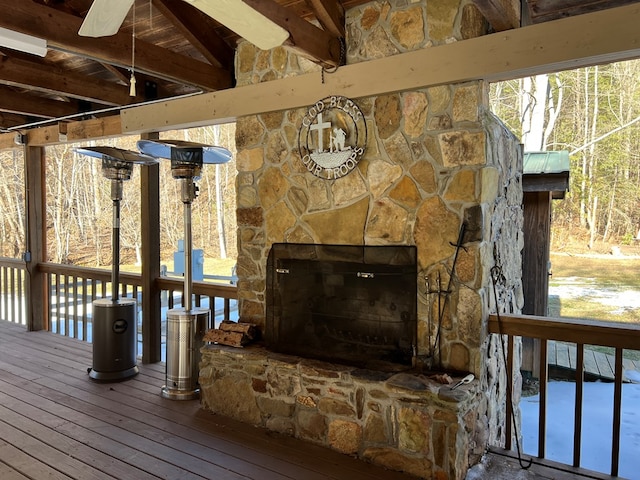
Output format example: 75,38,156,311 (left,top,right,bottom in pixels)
583,349,599,378
546,341,640,382
0,320,417,480
594,350,614,379
556,342,571,369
